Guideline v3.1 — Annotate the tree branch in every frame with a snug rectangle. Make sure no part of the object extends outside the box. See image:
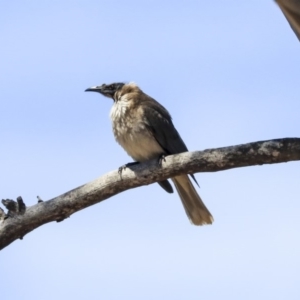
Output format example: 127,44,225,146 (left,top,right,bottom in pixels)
1,138,299,250
276,0,300,41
